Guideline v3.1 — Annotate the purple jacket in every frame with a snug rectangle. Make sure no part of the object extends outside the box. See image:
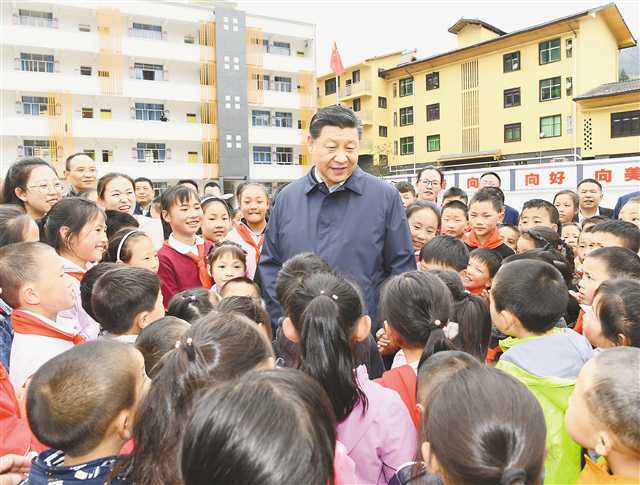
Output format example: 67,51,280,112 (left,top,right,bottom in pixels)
337,365,417,484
